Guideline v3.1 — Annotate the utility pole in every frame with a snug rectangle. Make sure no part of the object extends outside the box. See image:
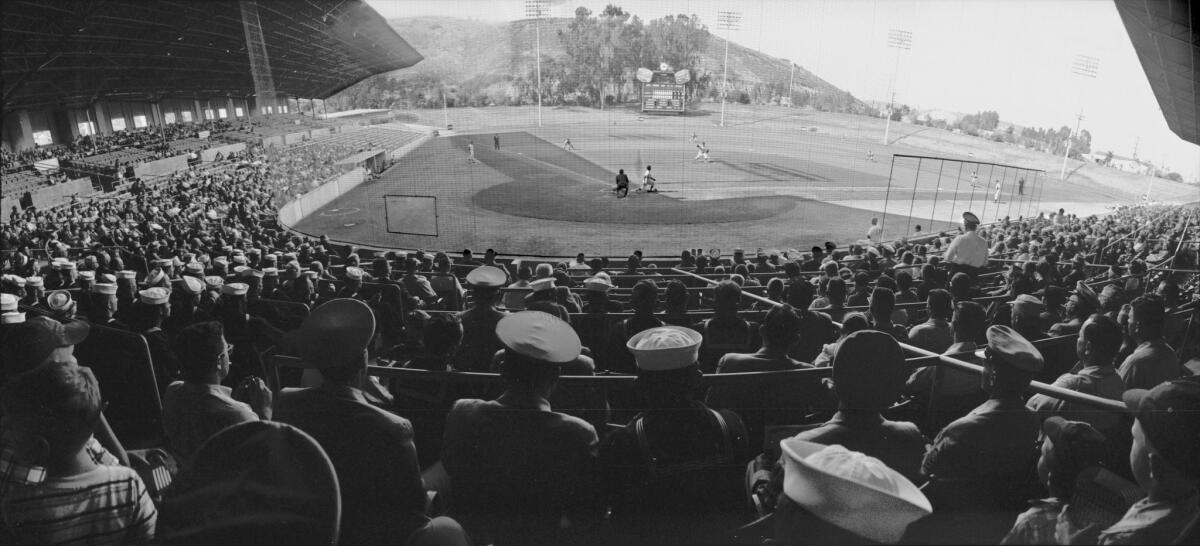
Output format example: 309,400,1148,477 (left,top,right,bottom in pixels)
525,0,550,127
788,61,795,106
883,29,912,145
1061,54,1099,181
717,10,741,127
